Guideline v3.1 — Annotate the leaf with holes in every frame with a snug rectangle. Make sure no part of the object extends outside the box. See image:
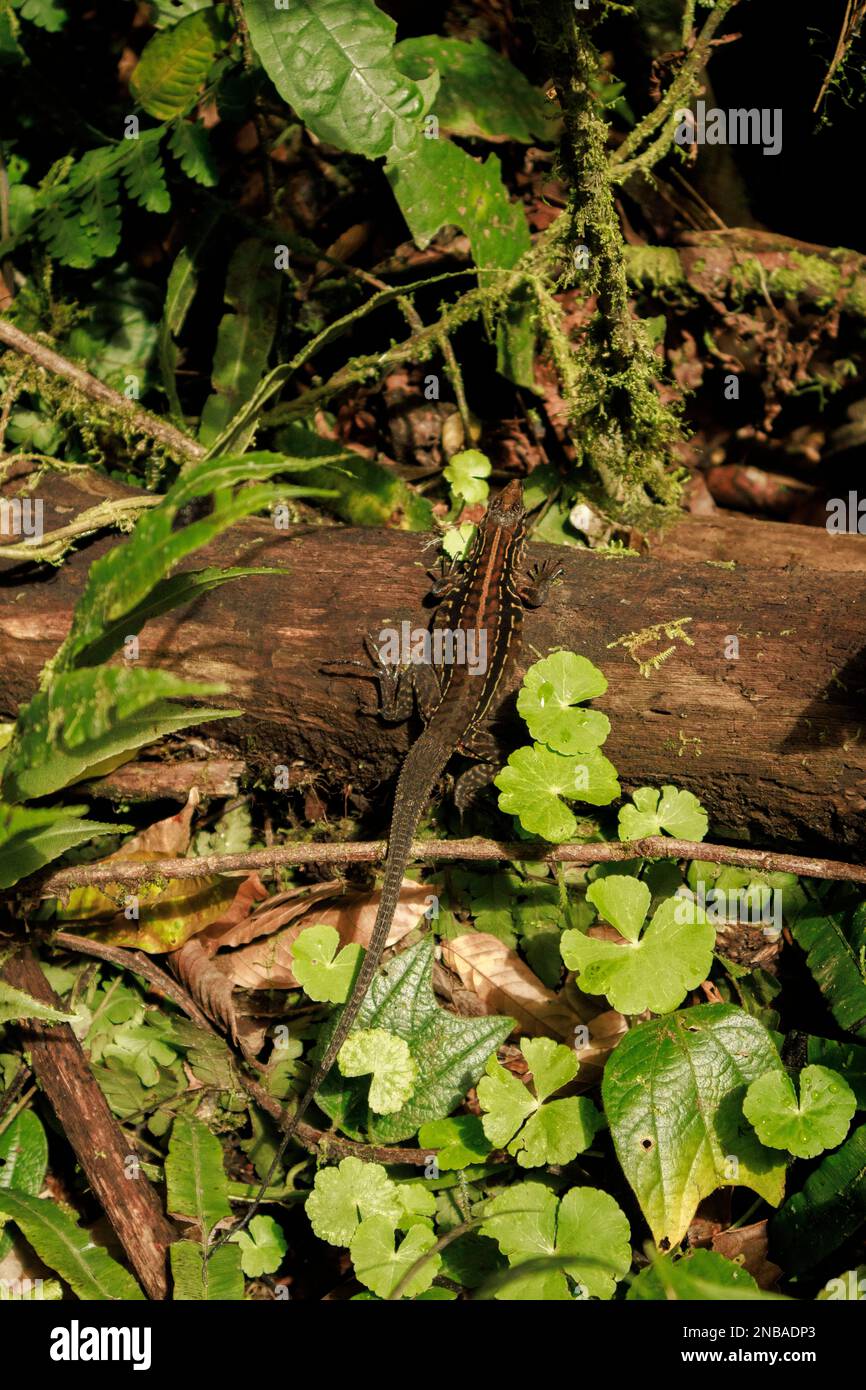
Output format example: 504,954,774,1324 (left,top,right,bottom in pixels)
602,1005,787,1248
